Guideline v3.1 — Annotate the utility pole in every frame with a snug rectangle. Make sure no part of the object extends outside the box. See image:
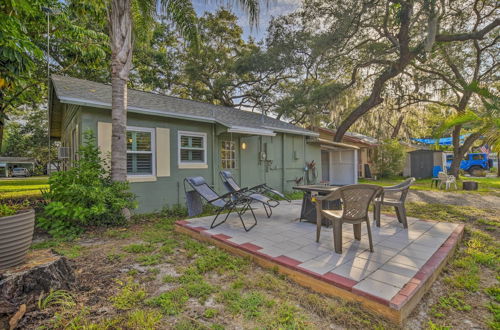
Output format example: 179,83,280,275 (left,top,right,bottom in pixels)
42,7,56,176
